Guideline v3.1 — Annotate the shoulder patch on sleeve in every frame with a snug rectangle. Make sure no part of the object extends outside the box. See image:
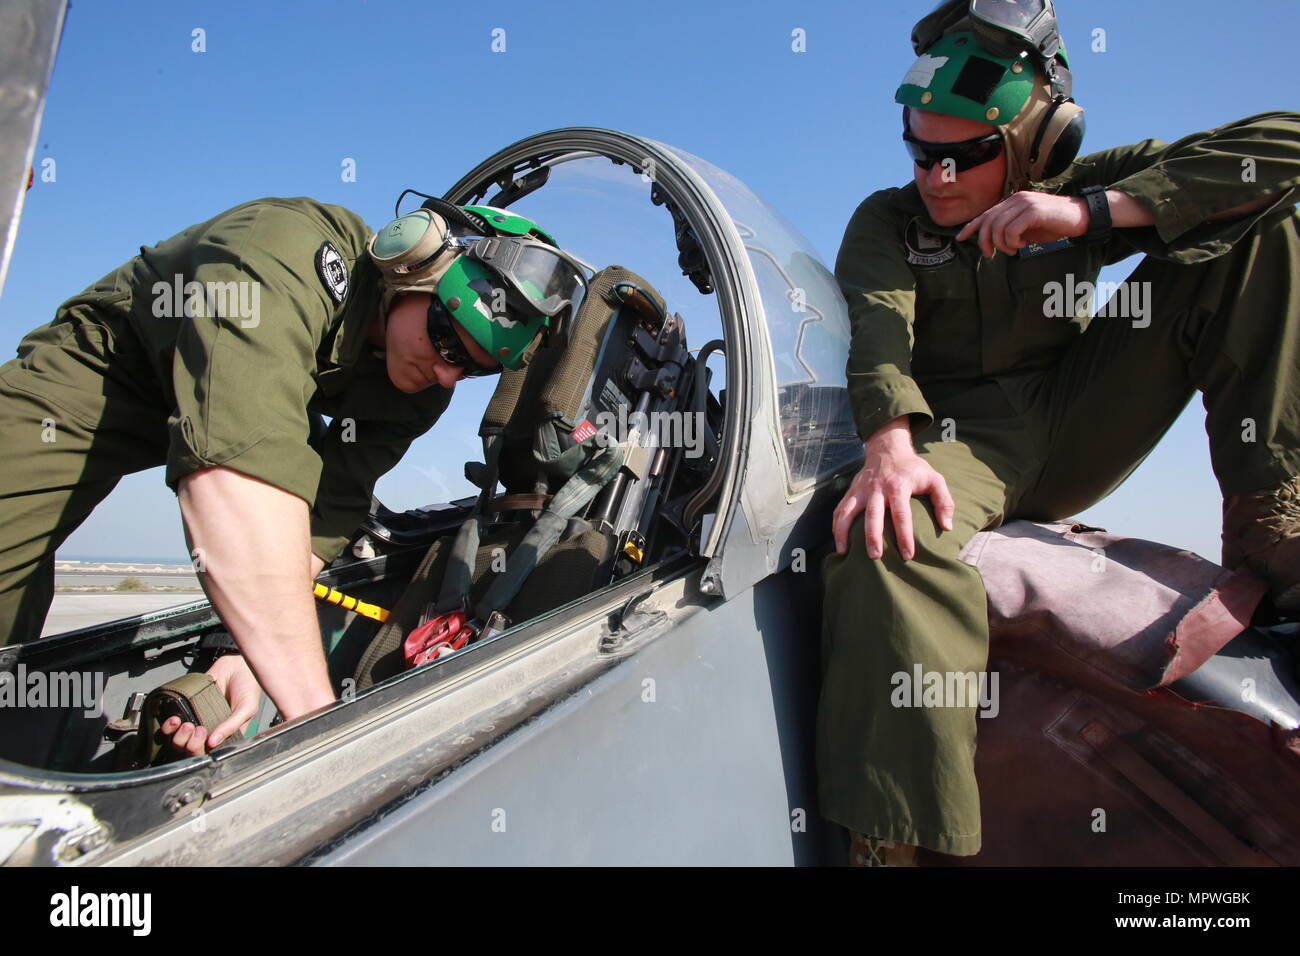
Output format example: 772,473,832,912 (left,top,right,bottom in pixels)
316,241,349,303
